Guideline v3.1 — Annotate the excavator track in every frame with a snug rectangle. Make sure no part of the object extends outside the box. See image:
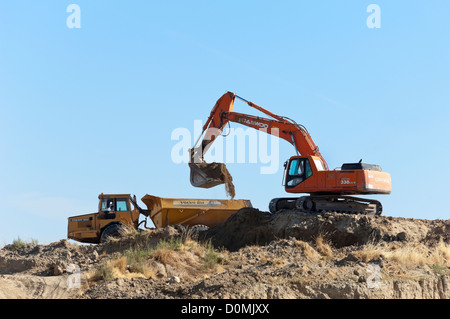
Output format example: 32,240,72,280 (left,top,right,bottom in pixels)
269,195,382,216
